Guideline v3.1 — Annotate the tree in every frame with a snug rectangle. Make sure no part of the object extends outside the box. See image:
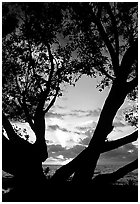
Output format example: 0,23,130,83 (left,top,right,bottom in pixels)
2,2,138,201
2,3,80,200
49,2,138,184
